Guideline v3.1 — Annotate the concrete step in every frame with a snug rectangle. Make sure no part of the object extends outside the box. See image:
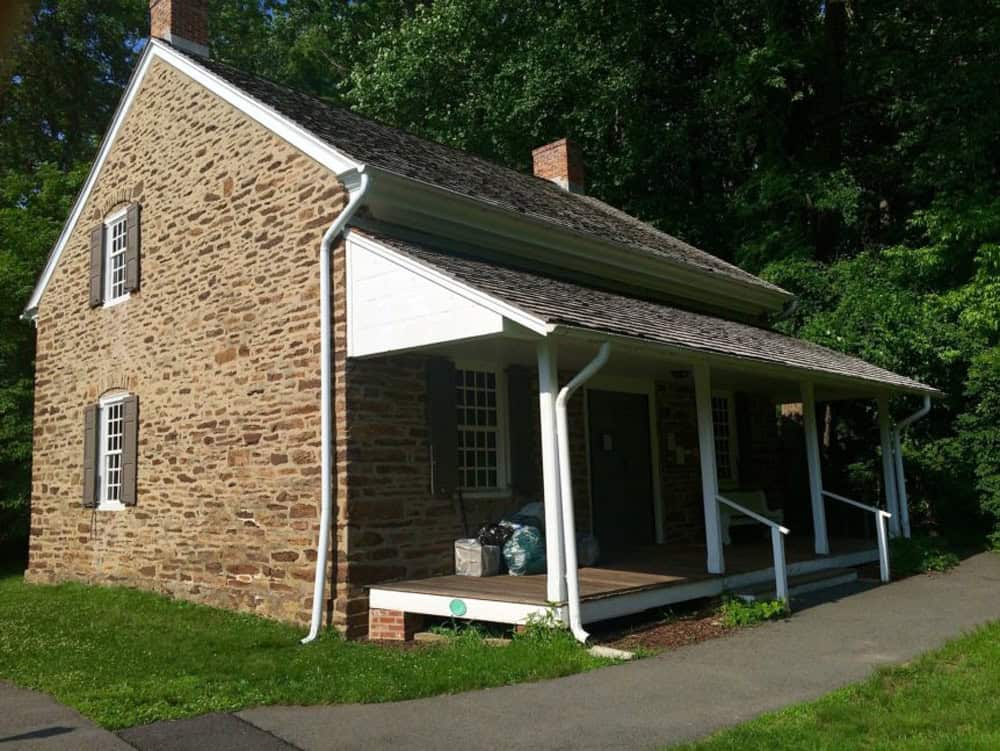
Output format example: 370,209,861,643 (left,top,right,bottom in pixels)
734,567,859,602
